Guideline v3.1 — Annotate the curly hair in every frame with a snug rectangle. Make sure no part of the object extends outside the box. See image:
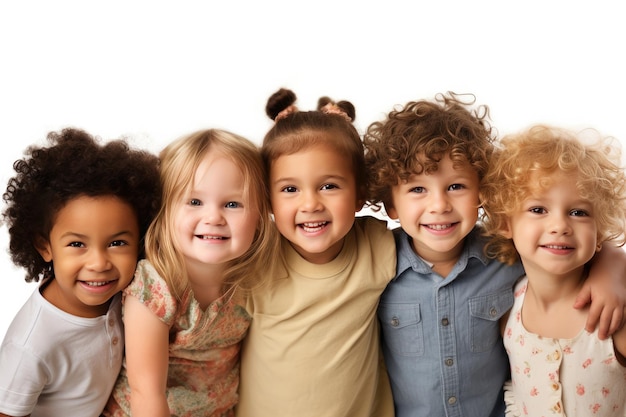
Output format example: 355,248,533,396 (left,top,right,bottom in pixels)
145,129,279,303
481,125,626,265
363,92,494,211
2,128,161,282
